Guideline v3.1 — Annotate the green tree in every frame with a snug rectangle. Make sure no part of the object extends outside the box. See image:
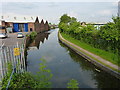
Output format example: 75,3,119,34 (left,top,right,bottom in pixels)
60,14,71,23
